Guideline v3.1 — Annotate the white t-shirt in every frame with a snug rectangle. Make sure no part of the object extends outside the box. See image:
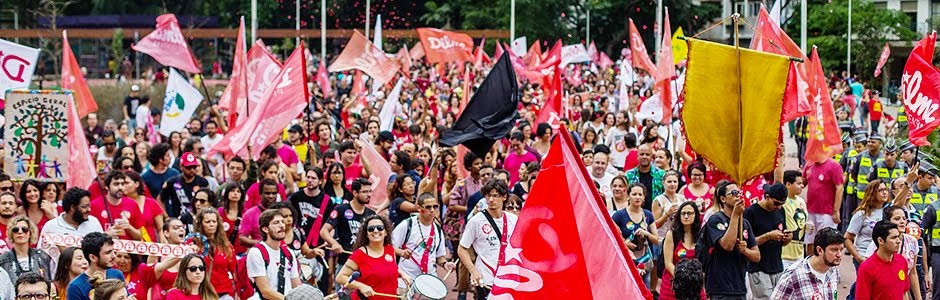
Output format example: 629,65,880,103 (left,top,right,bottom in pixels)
246,242,300,300
135,105,151,129
391,216,448,278
37,215,103,266
201,134,224,177
605,127,630,168
591,171,617,200
459,211,518,286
